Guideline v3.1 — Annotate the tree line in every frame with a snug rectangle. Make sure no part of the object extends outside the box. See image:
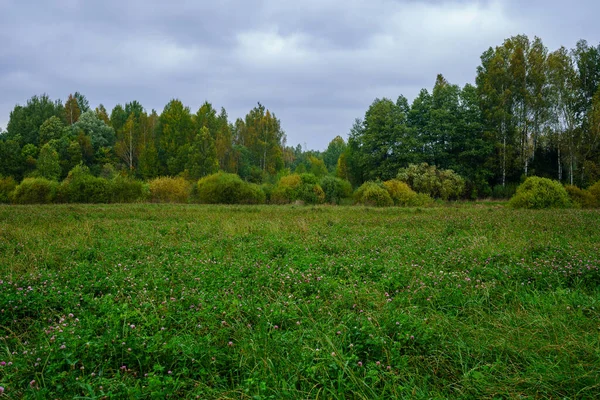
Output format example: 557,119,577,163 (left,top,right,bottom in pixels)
0,95,293,183
1,34,599,199
344,36,600,197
